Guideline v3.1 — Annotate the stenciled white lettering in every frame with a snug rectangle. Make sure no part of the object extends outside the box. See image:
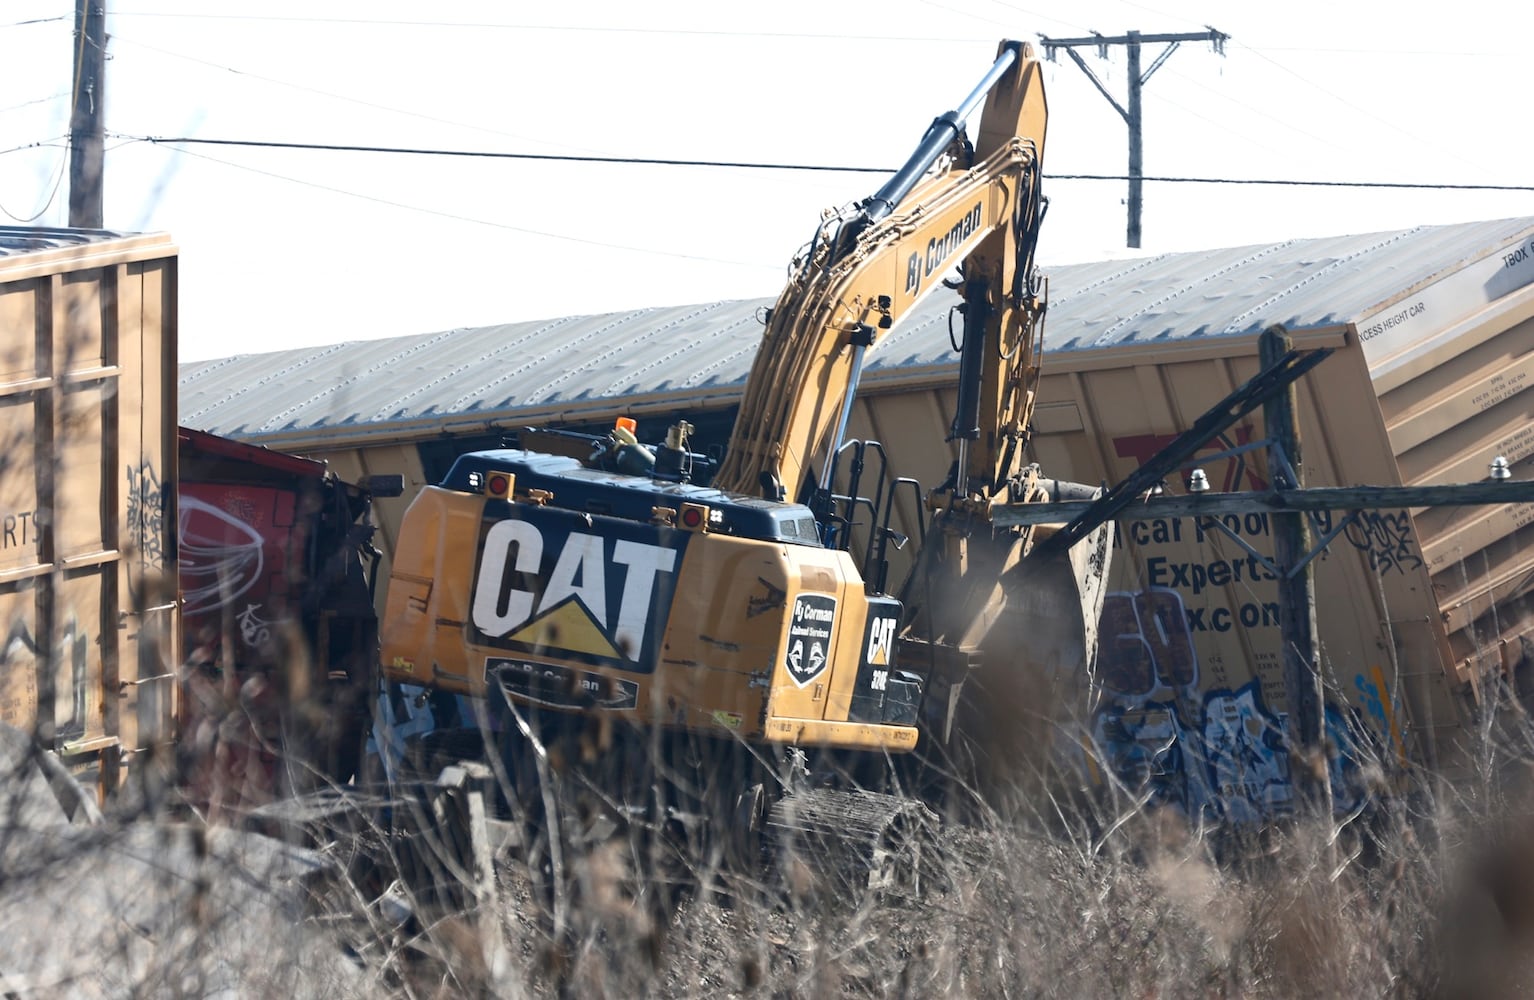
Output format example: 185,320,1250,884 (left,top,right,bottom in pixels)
472,519,543,635
611,539,678,657
543,532,608,625
472,521,678,659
